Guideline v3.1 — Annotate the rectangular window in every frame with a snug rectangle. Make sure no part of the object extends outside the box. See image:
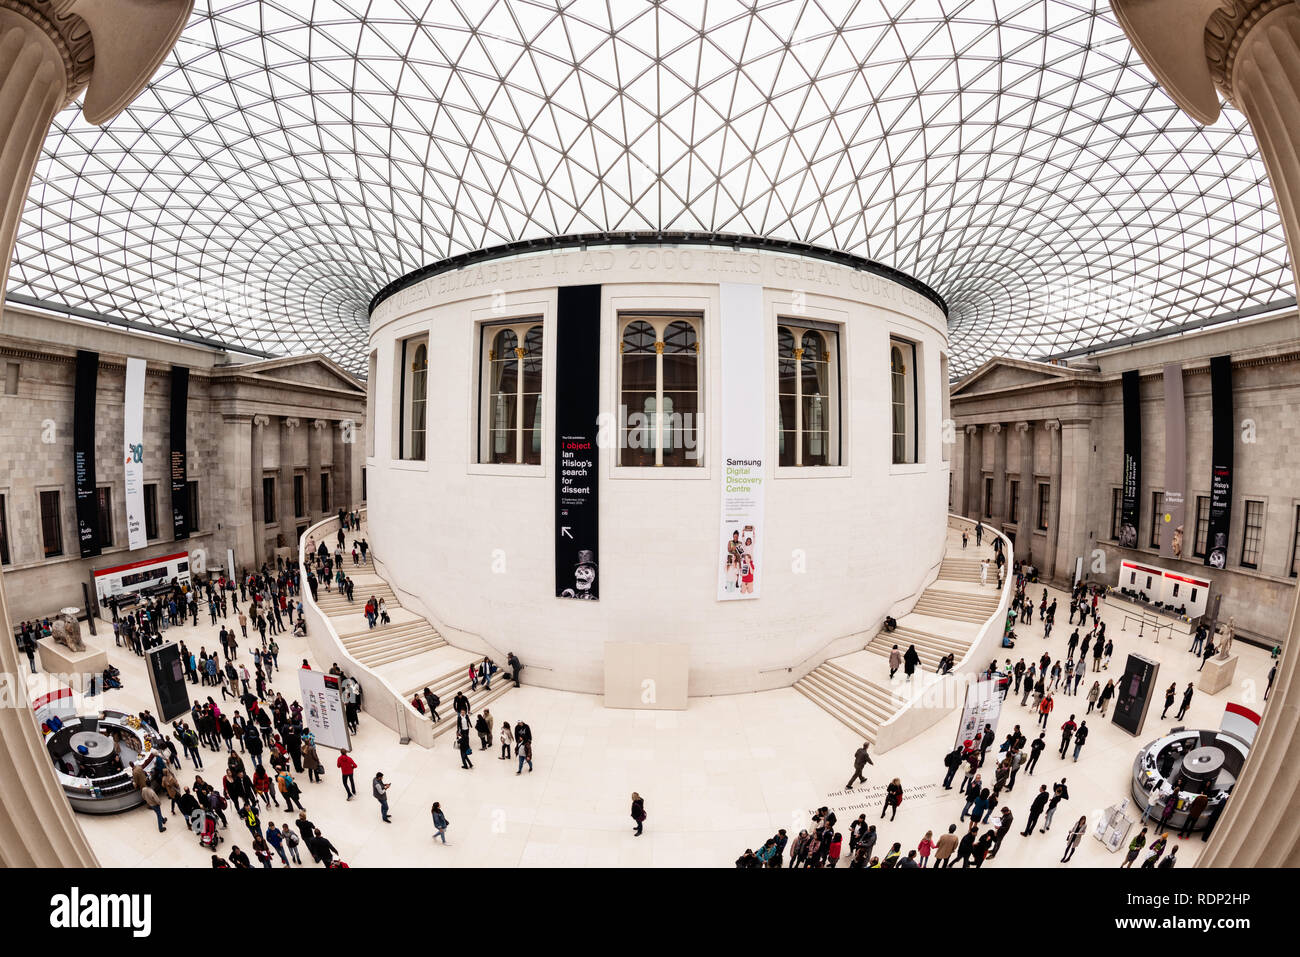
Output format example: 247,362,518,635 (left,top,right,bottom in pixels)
1193,495,1210,558
1241,499,1265,568
188,480,200,531
3,362,18,395
1110,488,1122,541
1037,483,1050,531
1291,505,1300,578
619,315,702,467
0,493,10,564
890,337,919,465
96,486,114,548
144,484,159,540
262,476,276,524
361,467,367,502
398,335,428,461
984,477,993,517
480,320,544,465
293,474,305,518
1009,479,1020,522
777,320,841,467
40,489,62,557
366,350,377,458
320,472,331,513
1150,491,1164,549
